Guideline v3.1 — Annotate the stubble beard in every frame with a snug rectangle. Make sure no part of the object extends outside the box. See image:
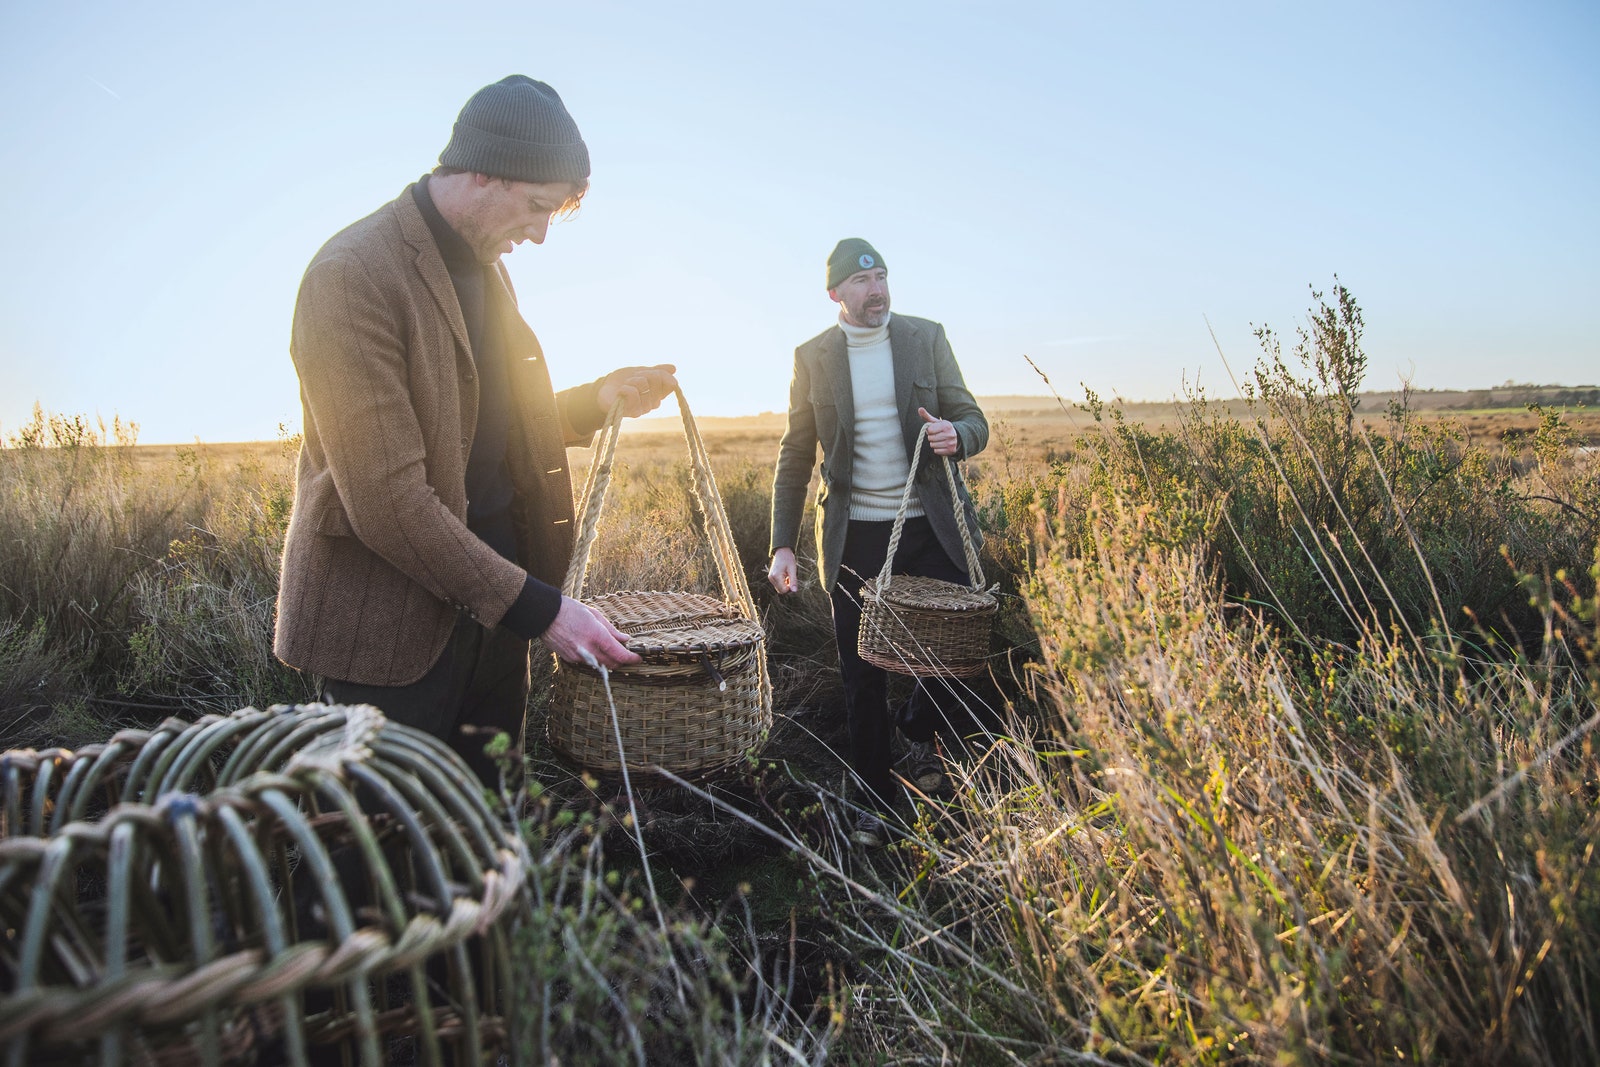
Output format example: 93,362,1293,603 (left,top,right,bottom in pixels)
858,299,889,327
